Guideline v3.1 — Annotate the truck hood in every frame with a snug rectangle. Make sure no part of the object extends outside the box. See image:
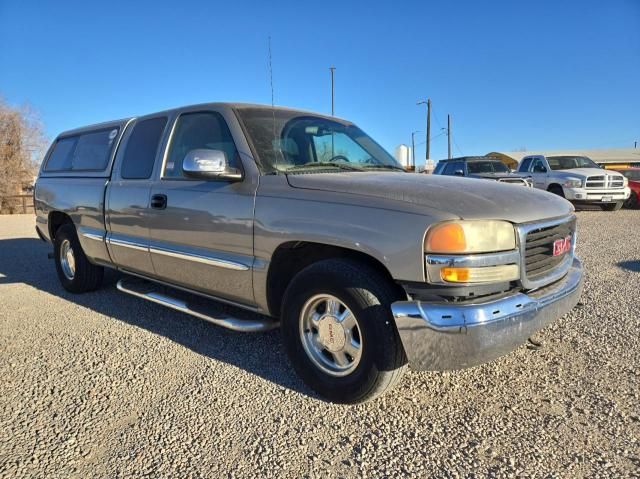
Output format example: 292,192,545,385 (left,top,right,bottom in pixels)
286,172,573,223
545,168,624,179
